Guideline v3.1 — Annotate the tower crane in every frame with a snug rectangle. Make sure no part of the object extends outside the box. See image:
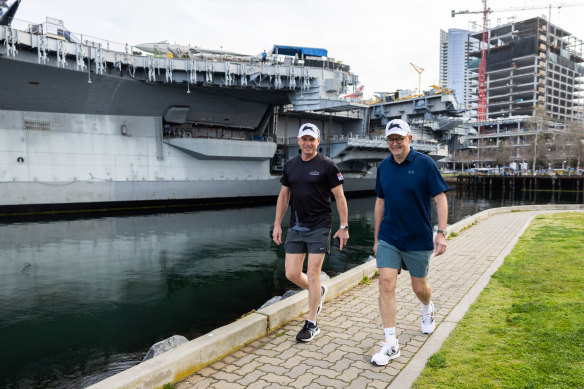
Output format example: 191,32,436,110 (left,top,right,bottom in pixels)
409,62,424,96
451,1,584,129
452,2,584,18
